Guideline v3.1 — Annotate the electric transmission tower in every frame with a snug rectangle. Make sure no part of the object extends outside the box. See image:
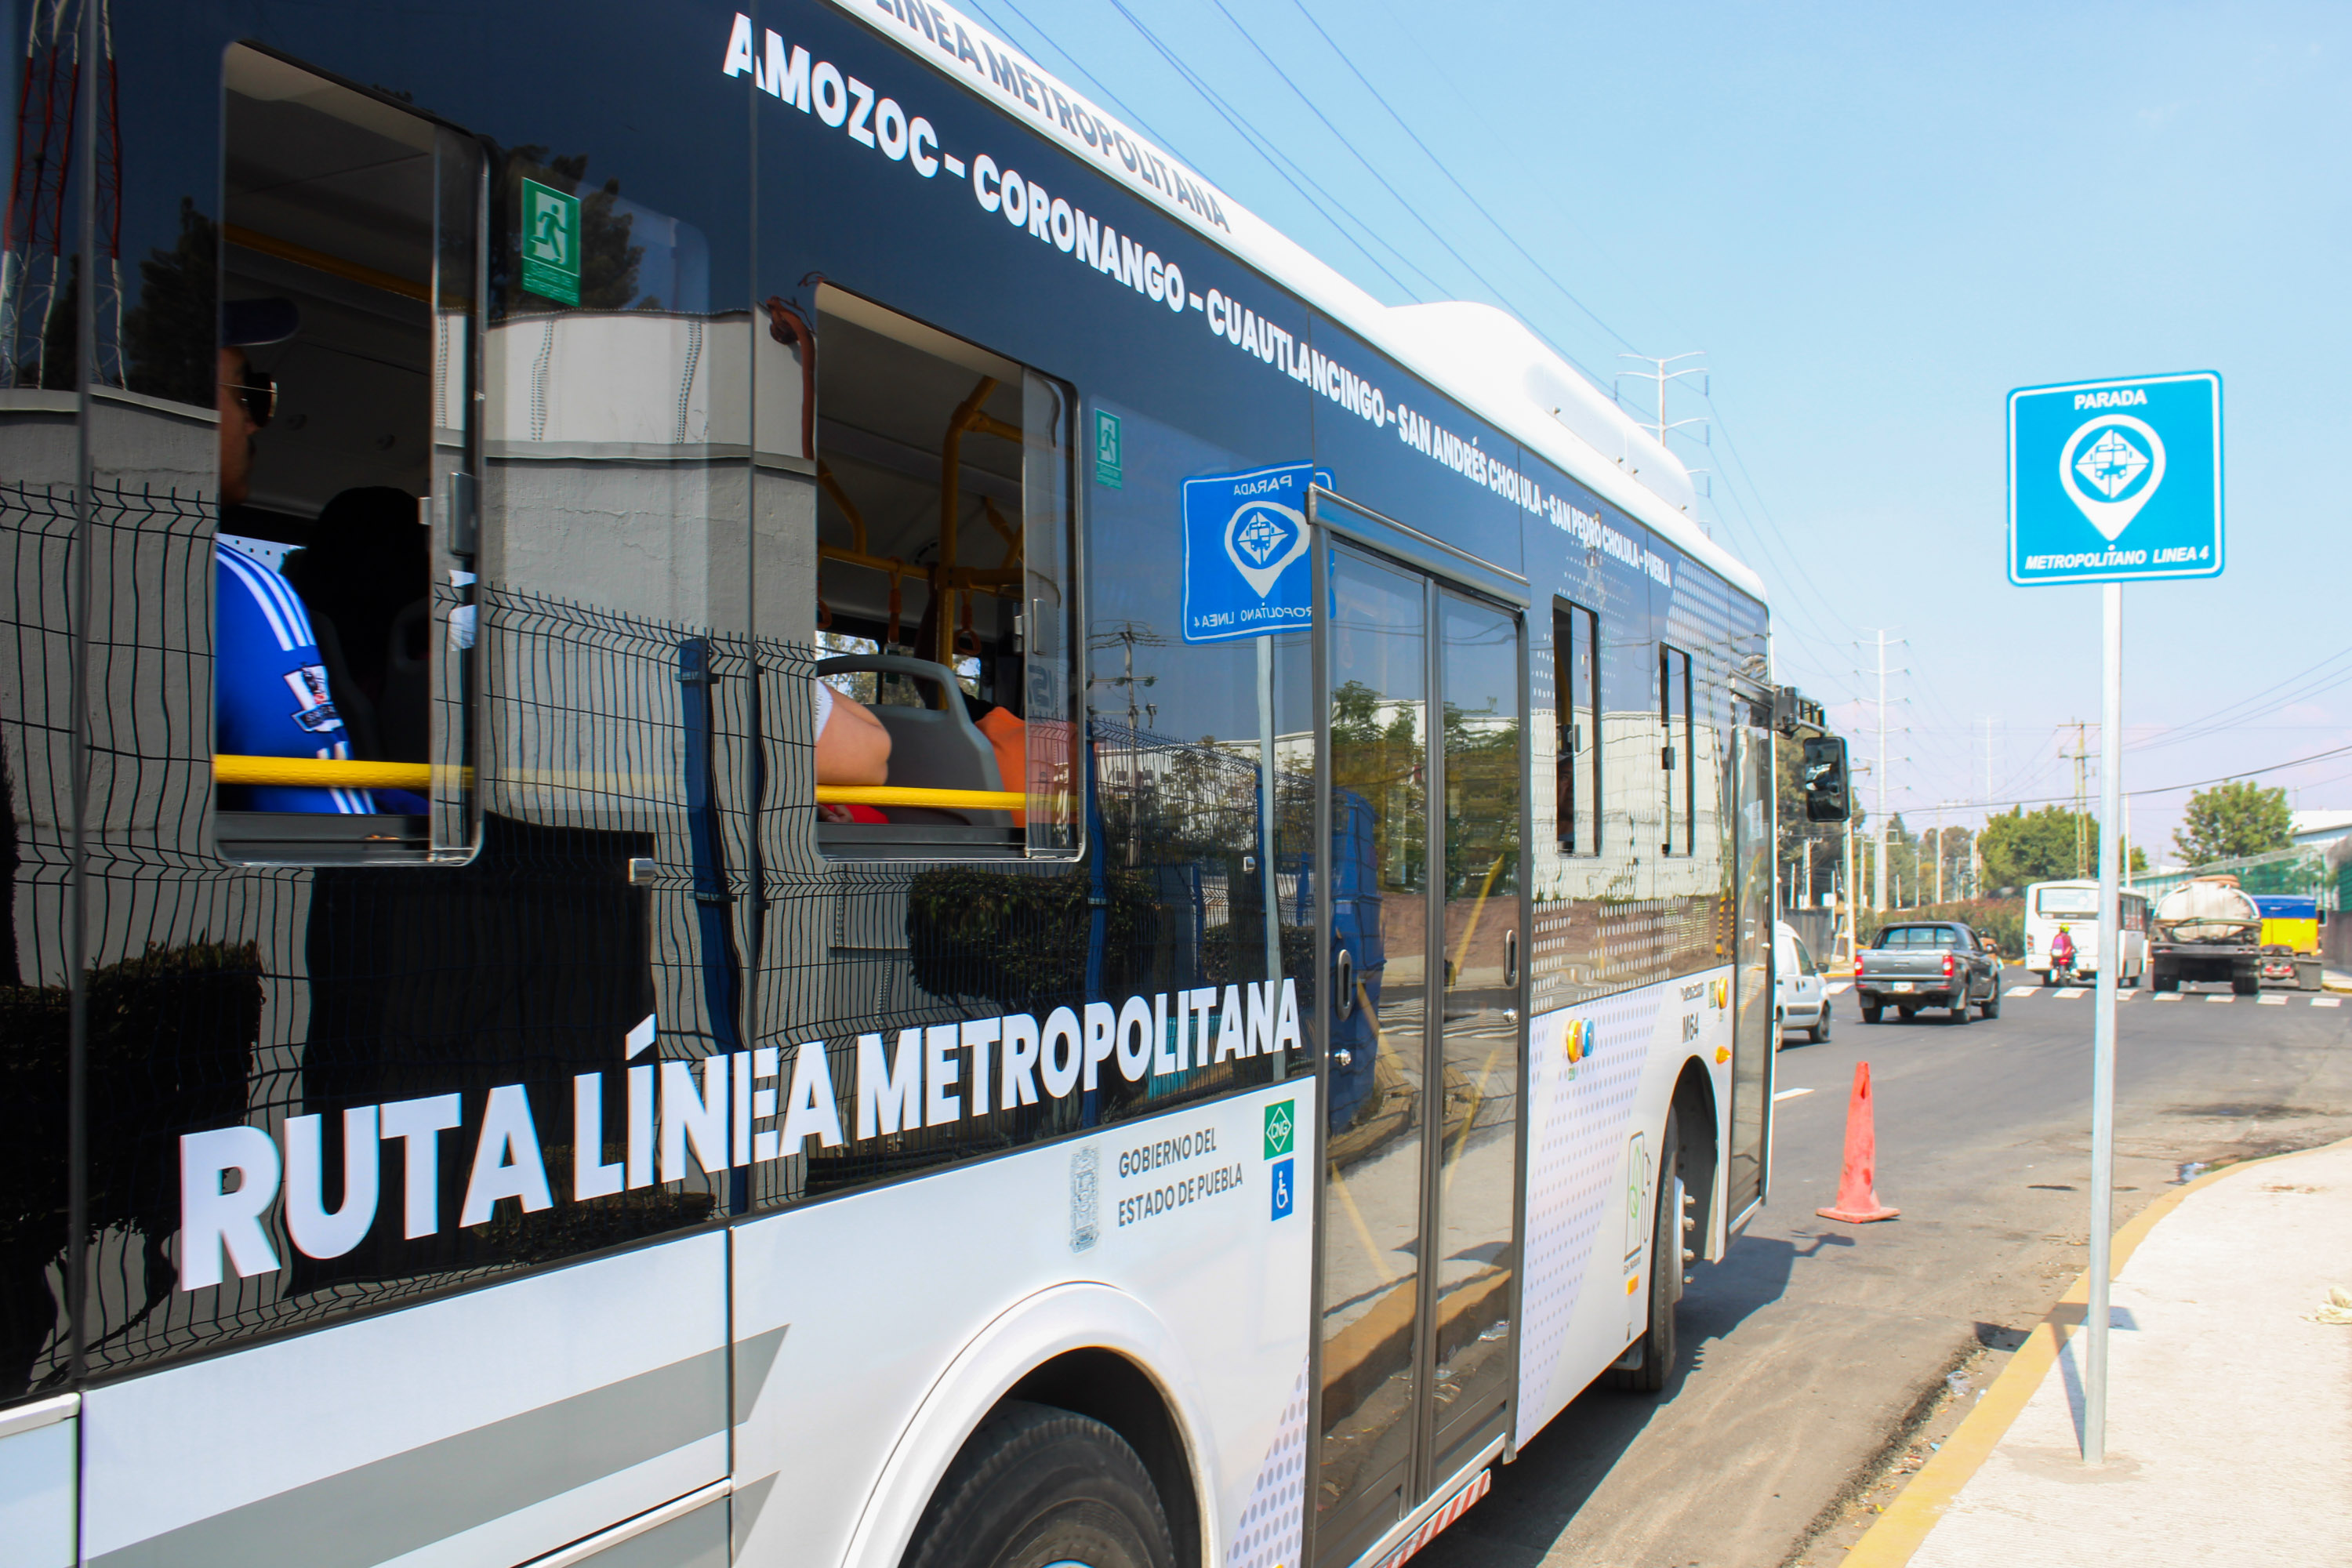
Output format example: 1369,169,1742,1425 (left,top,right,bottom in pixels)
2,0,125,390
